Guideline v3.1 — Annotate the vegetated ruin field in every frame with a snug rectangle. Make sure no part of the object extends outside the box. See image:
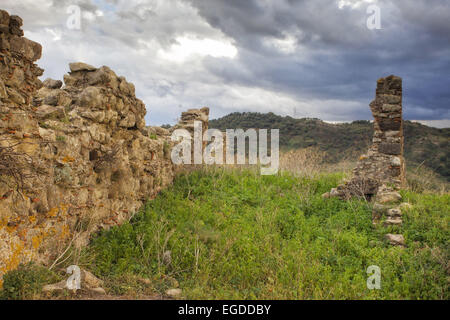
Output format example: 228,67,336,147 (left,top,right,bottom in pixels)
76,167,448,300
